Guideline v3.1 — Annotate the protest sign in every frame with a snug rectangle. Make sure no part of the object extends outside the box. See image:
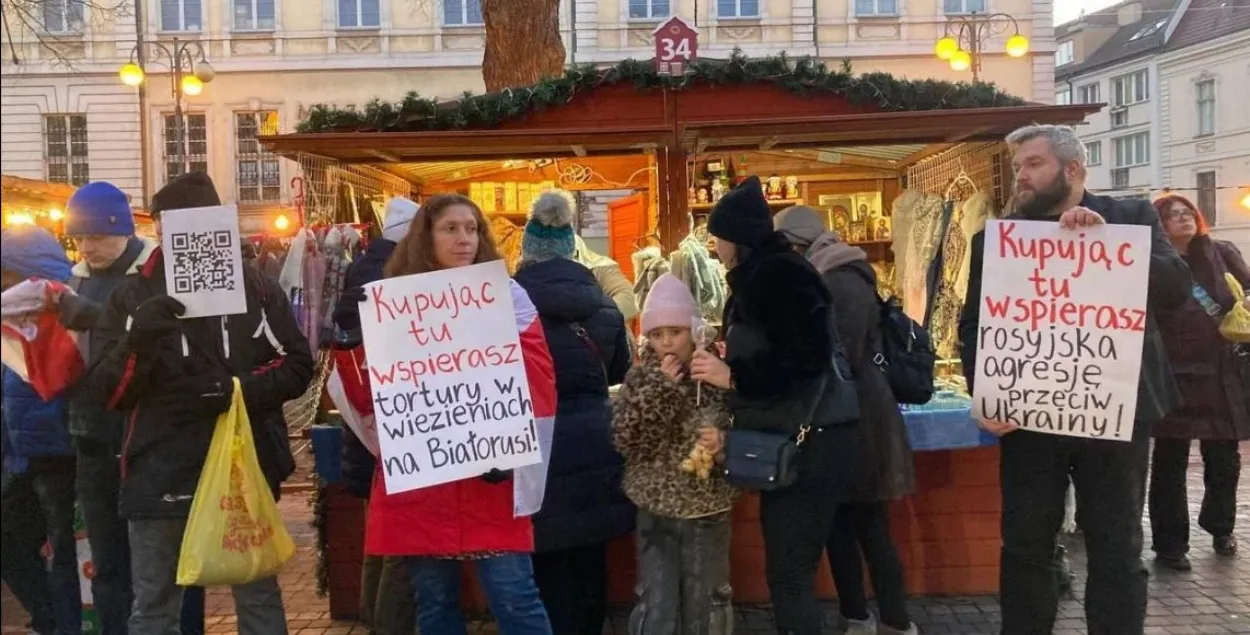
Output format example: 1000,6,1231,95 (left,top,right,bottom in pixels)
359,260,542,493
971,219,1150,441
160,205,247,318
